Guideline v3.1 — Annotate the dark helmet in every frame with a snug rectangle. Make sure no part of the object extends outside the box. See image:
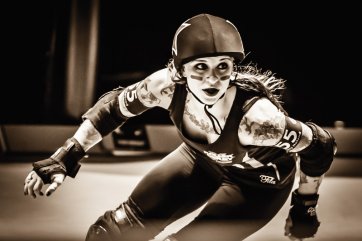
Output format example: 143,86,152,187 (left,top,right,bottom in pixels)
172,13,245,70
